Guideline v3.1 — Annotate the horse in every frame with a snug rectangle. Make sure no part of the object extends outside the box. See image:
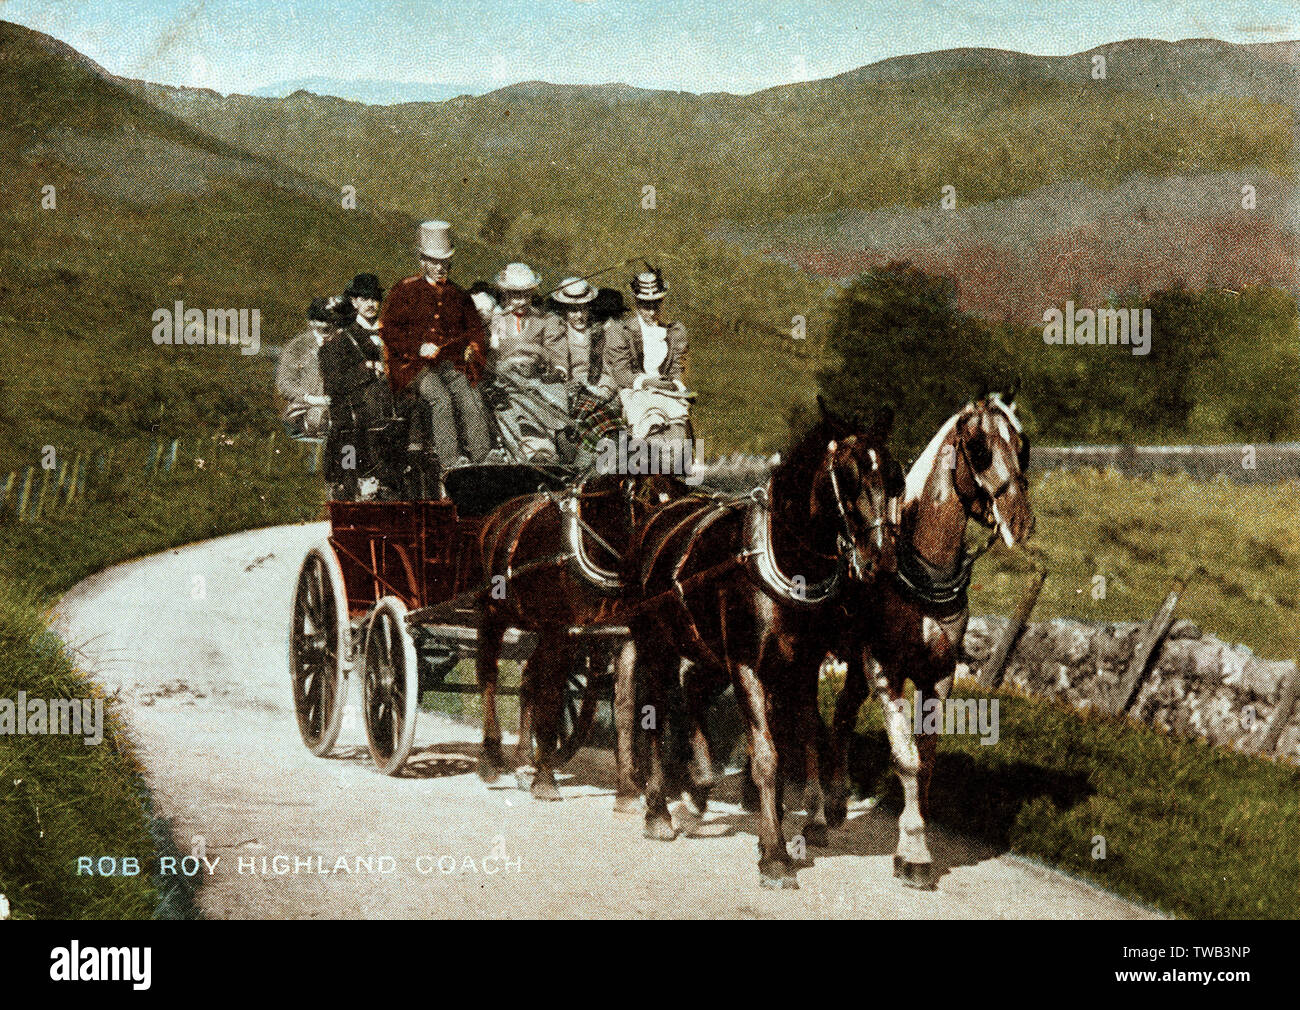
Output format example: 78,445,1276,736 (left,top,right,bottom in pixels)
626,401,899,888
824,391,1036,889
475,470,687,802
